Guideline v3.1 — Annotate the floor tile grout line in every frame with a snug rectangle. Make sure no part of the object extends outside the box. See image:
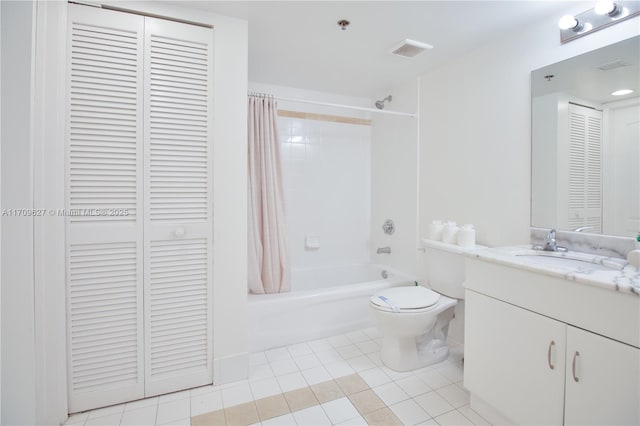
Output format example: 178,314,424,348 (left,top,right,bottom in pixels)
116,406,124,426
456,404,492,426
196,373,377,425
187,390,191,425
72,331,469,426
